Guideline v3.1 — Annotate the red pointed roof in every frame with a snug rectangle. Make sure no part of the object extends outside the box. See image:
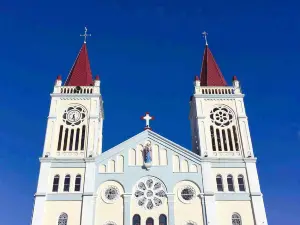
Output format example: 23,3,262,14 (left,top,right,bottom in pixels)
65,43,93,86
199,45,227,86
